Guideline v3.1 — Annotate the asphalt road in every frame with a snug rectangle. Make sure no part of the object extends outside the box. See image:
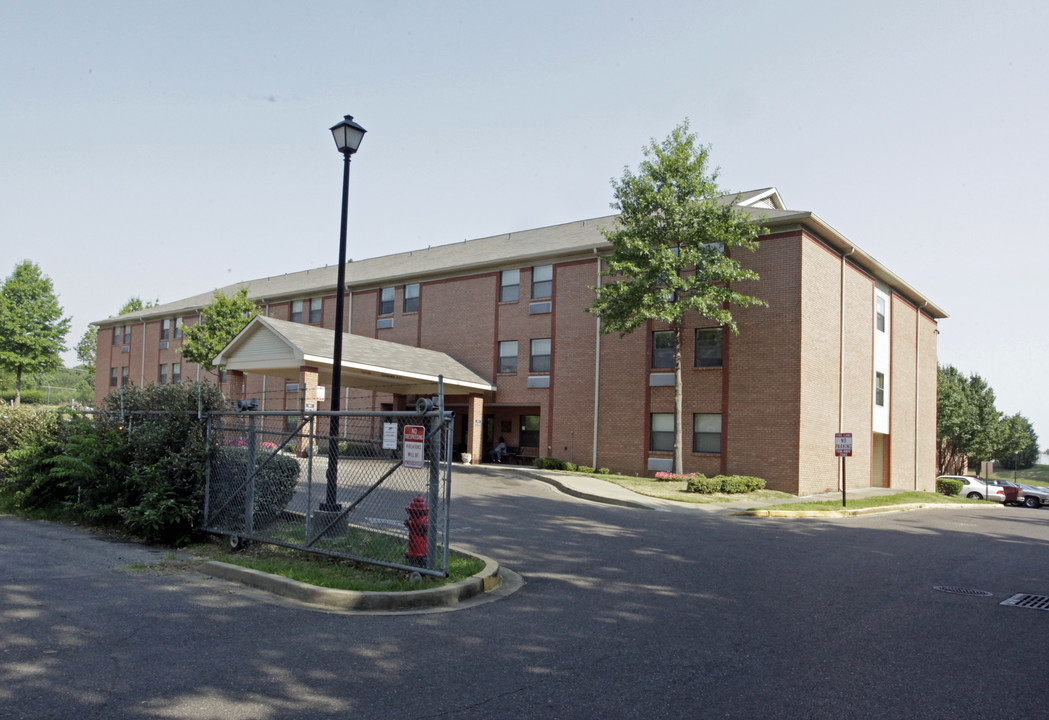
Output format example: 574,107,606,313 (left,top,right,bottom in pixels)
2,469,1048,719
